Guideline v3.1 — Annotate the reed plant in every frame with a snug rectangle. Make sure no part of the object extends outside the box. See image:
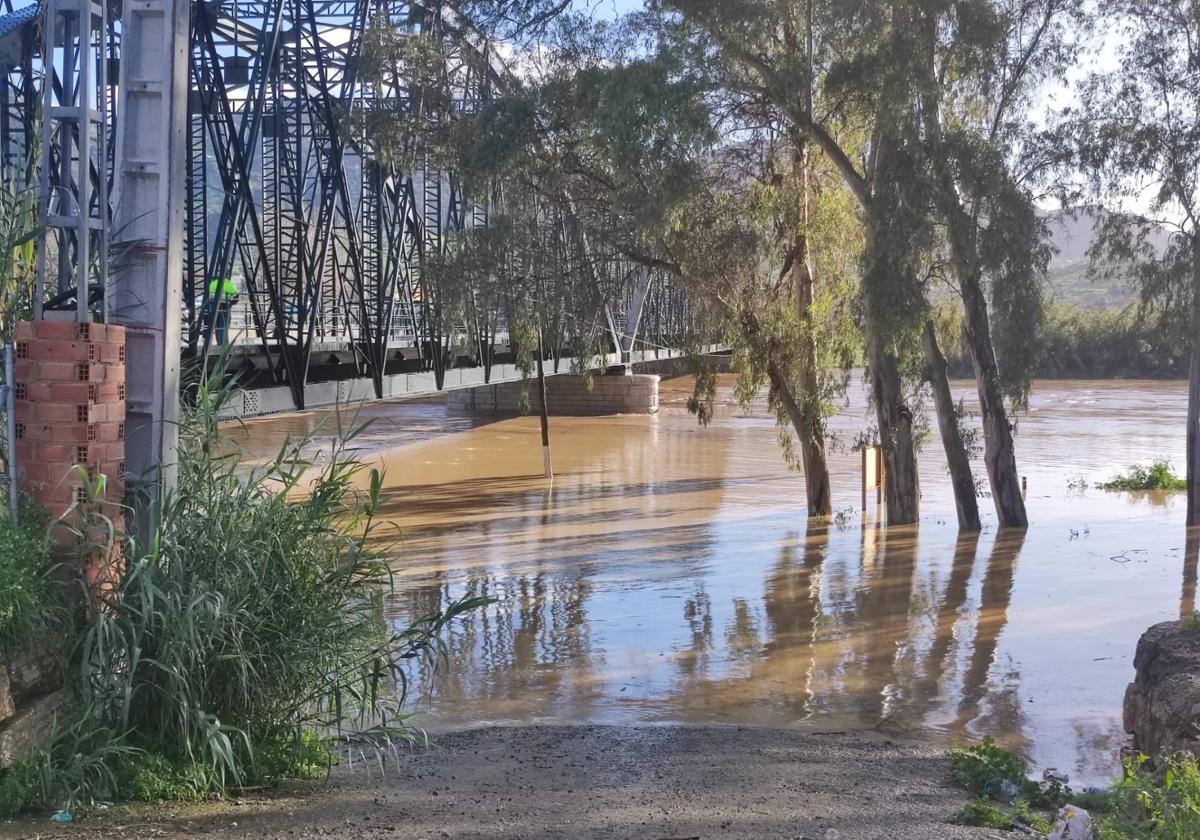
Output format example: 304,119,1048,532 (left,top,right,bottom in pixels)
62,371,487,796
